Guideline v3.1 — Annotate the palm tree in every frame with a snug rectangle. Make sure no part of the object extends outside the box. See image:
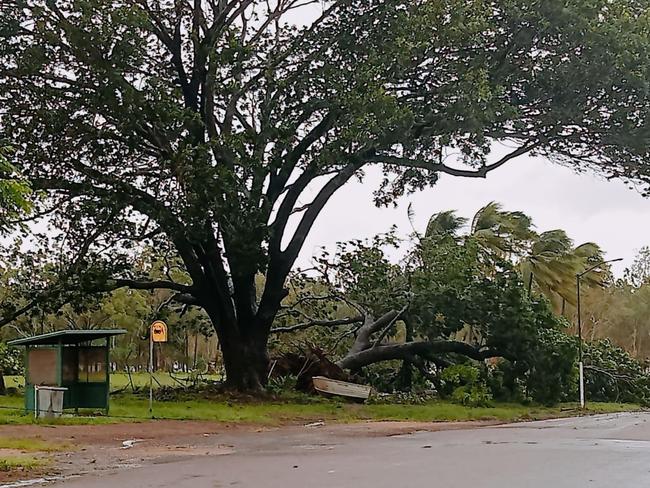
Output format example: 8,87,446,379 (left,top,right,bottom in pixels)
424,210,467,239
423,203,607,314
573,242,607,288
518,230,604,311
469,202,535,258
519,230,573,297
